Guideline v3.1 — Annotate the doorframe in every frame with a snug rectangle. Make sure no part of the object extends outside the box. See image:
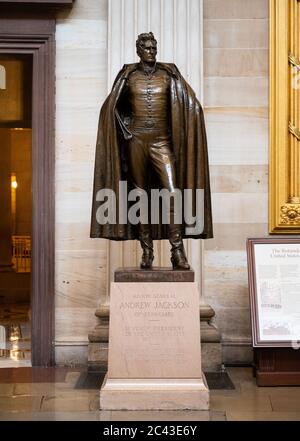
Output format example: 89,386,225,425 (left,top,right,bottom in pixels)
0,25,55,366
